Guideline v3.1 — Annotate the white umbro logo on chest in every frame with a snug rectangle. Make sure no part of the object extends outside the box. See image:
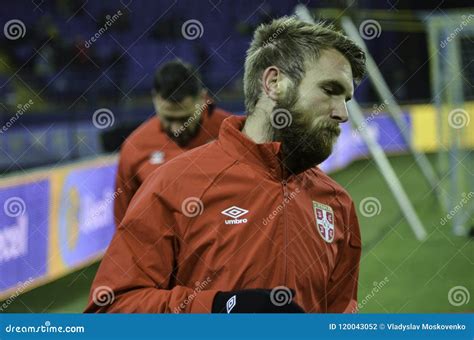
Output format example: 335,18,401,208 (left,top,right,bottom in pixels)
221,206,249,225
